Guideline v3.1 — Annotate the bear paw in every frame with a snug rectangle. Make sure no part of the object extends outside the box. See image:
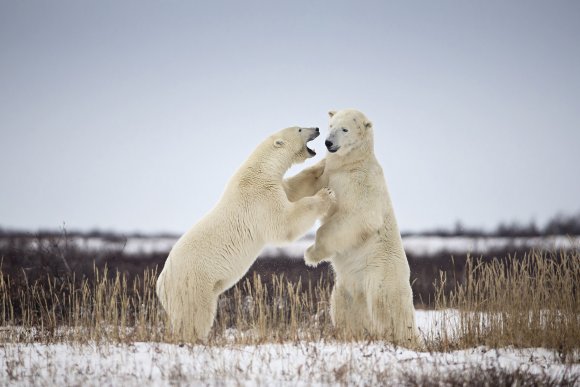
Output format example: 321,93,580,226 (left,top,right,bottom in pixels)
316,187,336,203
316,187,336,213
